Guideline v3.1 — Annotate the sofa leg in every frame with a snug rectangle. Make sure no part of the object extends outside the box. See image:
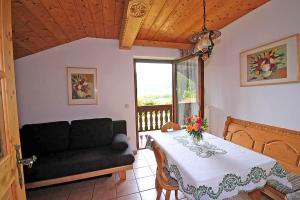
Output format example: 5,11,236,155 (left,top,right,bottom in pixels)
118,170,126,181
